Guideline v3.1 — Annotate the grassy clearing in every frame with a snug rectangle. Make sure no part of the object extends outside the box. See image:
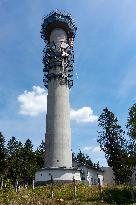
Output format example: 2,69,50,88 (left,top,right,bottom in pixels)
0,184,136,204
